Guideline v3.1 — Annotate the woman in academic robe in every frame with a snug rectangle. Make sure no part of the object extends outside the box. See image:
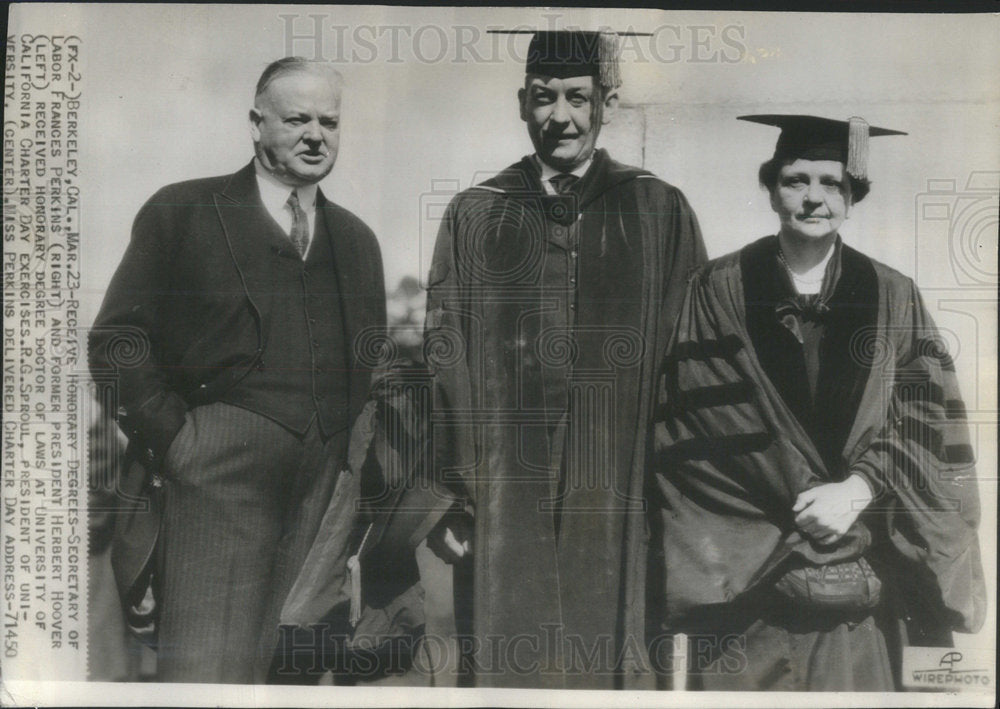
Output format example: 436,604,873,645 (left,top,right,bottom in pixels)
650,115,985,691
